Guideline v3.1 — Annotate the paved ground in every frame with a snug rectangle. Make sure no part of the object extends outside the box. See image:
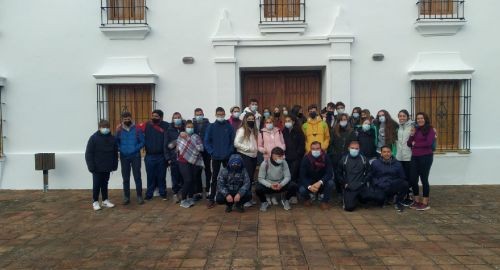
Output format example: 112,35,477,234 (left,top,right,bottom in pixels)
0,186,499,270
